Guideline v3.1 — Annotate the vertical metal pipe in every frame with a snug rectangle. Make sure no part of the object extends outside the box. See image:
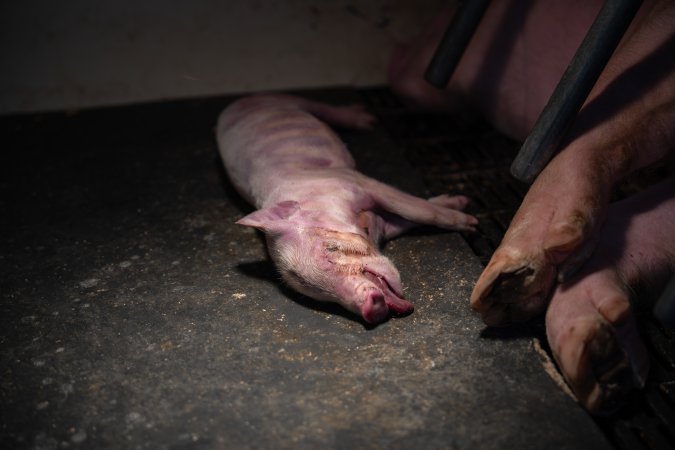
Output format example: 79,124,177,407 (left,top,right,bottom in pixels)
654,275,675,331
424,0,491,88
510,0,643,183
